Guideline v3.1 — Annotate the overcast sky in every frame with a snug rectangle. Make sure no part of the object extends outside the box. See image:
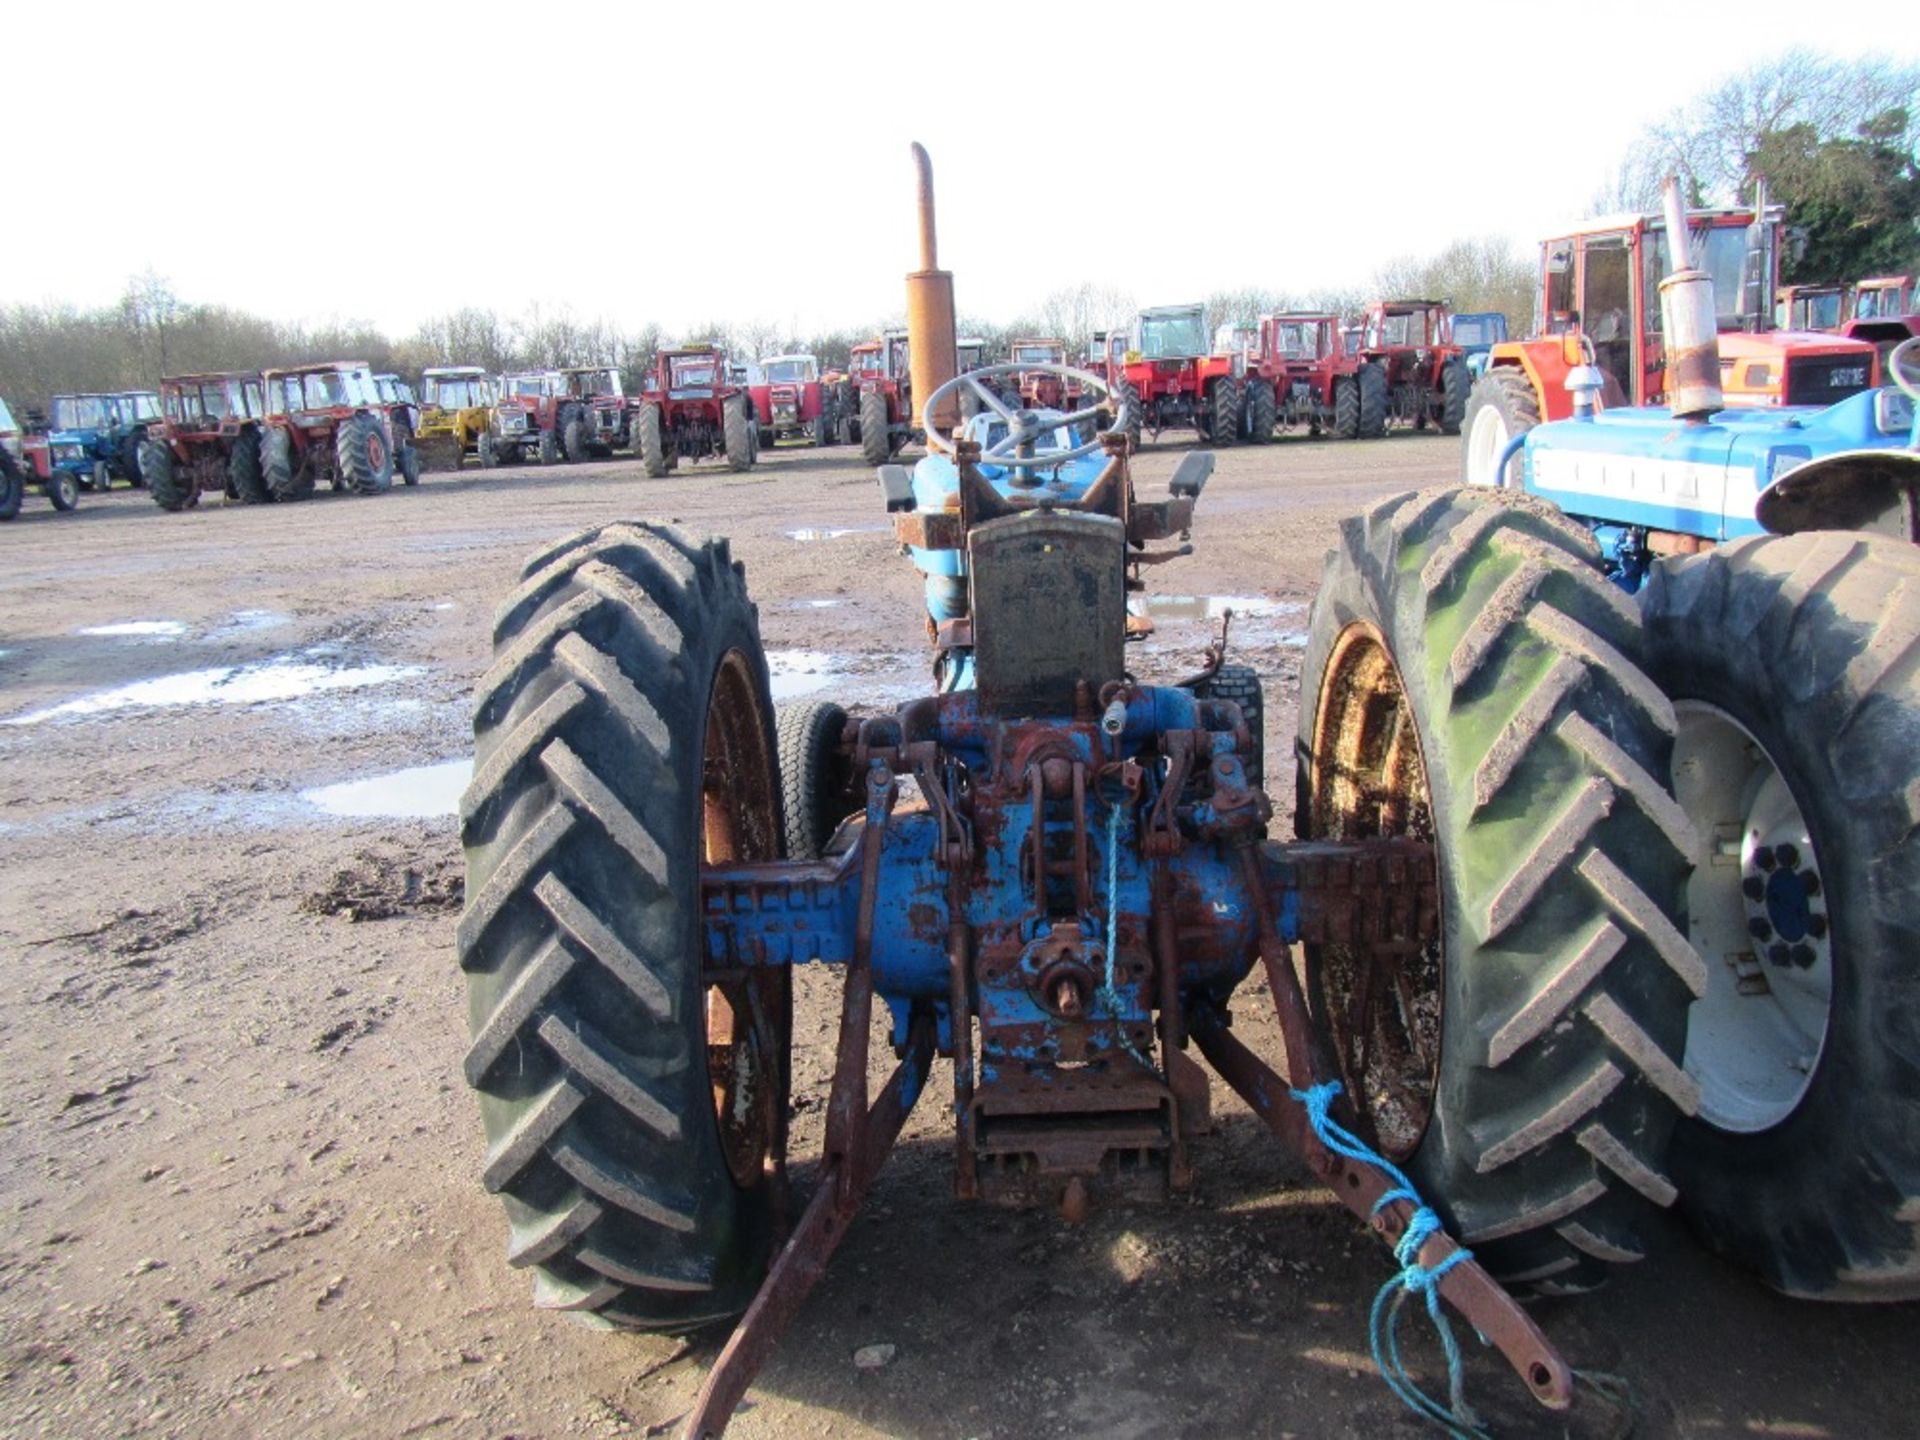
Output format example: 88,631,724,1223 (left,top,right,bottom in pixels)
7,2,1915,340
